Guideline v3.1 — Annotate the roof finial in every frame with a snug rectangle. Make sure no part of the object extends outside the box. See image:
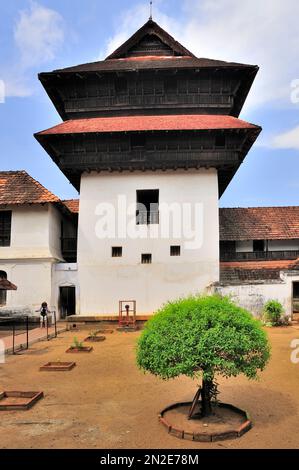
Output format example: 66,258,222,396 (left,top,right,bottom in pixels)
149,1,153,20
